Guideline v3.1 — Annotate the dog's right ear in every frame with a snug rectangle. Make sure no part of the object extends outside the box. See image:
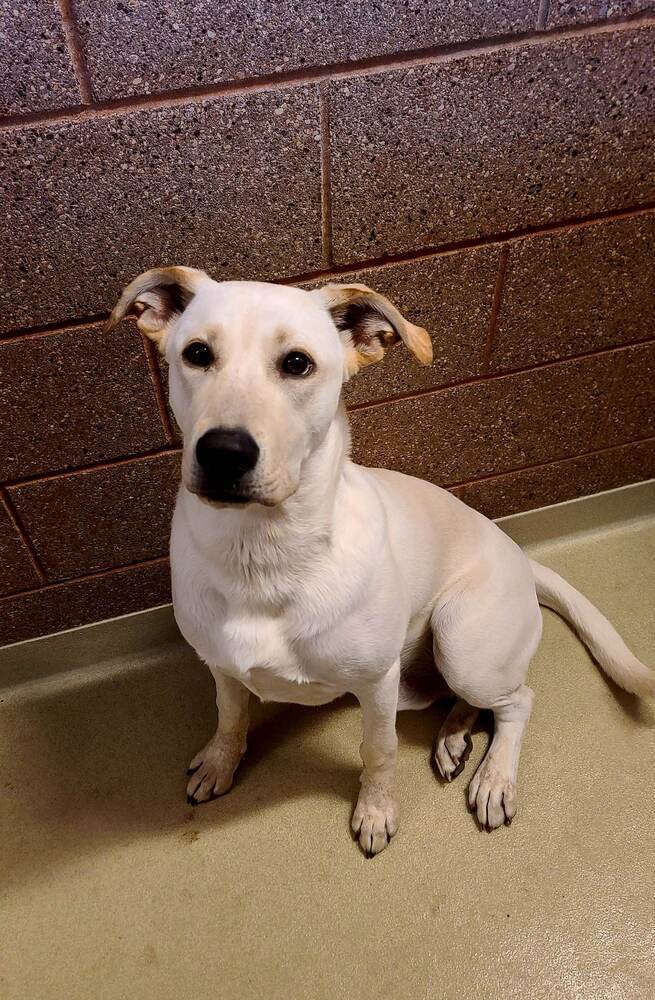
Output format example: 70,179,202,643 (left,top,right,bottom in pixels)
105,266,208,351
